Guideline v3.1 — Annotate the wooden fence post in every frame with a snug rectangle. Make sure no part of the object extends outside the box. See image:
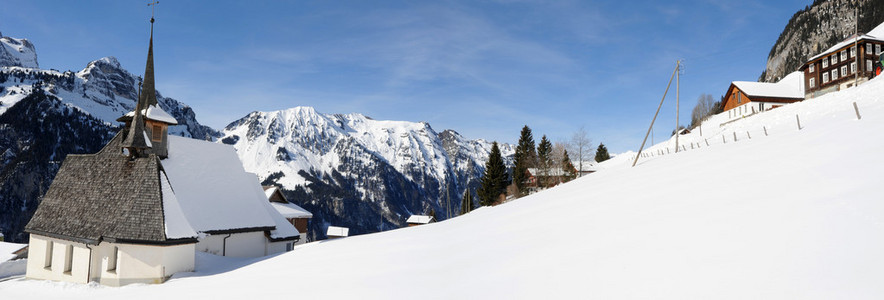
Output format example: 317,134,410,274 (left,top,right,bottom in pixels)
854,102,862,120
